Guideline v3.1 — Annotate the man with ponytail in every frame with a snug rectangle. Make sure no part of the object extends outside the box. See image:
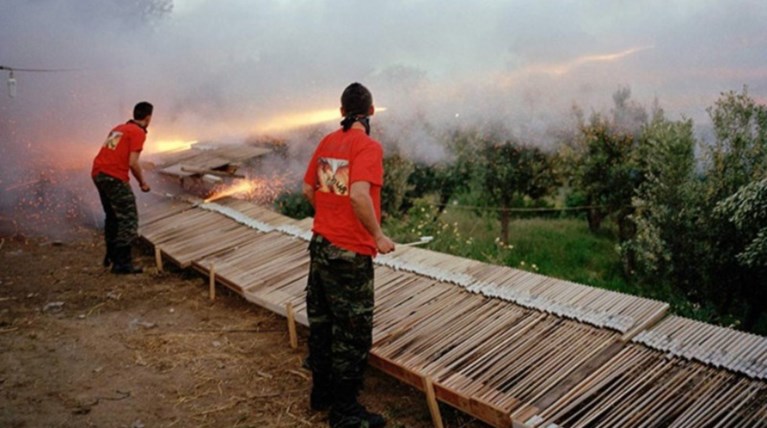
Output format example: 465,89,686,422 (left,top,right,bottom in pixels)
302,83,394,428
